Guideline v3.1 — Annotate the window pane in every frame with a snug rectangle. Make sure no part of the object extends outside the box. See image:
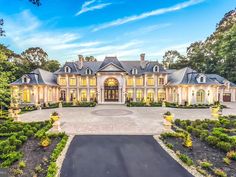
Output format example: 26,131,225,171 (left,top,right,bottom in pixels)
60,78,66,85
81,78,87,86
69,78,76,86
147,78,154,86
